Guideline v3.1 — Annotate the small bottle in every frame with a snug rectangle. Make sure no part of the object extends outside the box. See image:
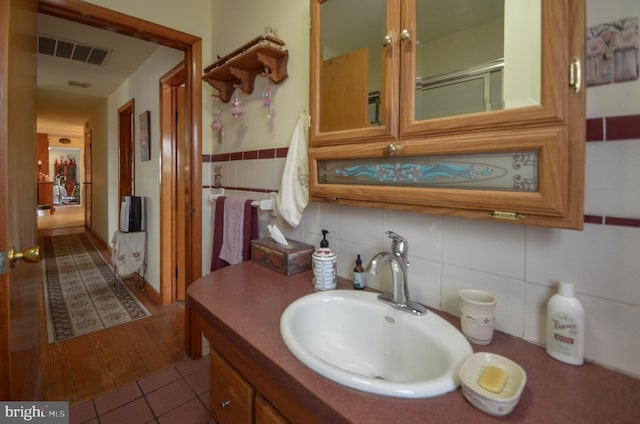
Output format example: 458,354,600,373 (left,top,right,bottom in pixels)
546,282,585,365
353,254,366,290
312,230,337,291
